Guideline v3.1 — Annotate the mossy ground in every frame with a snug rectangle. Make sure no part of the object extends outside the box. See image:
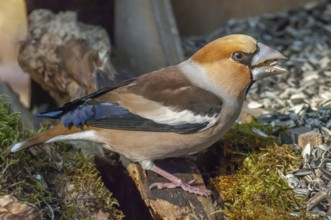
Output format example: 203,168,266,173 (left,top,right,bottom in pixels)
1,95,312,219
212,120,309,219
0,97,123,219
